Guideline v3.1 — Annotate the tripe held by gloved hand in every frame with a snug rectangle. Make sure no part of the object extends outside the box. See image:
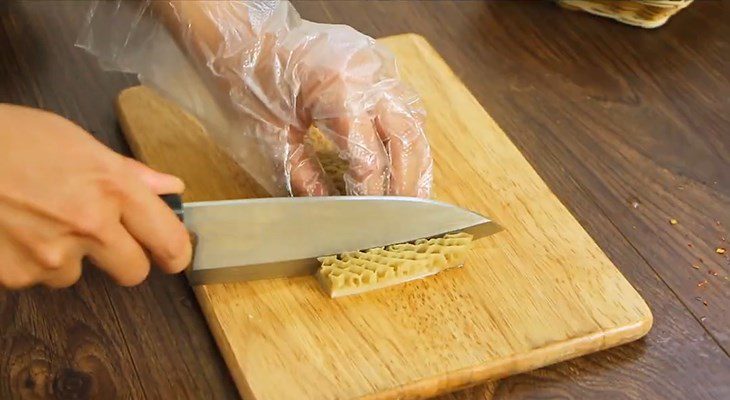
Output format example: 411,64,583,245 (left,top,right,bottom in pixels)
77,0,433,198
